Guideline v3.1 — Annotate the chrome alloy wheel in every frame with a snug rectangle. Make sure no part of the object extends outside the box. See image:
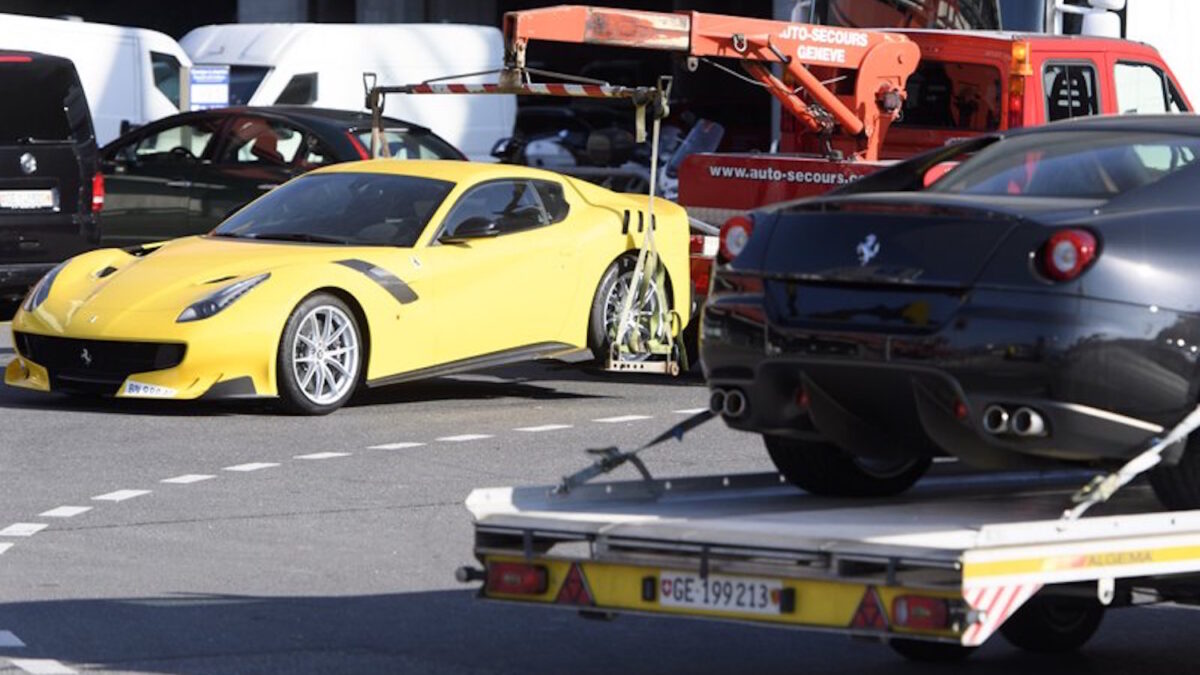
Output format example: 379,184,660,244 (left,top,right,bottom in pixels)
290,305,359,405
603,269,662,354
